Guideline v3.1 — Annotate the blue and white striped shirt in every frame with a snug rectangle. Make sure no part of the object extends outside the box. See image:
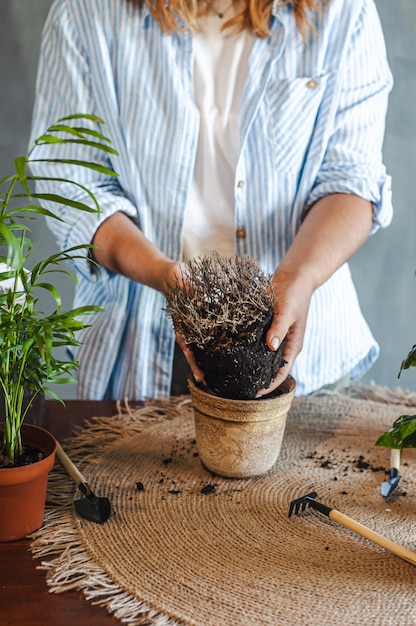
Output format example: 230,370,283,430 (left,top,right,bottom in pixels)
29,0,393,399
